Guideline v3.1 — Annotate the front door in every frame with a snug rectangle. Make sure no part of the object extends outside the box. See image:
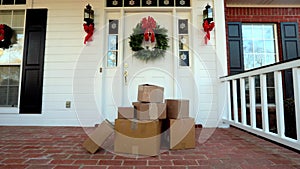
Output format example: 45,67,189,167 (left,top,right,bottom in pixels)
102,12,174,122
